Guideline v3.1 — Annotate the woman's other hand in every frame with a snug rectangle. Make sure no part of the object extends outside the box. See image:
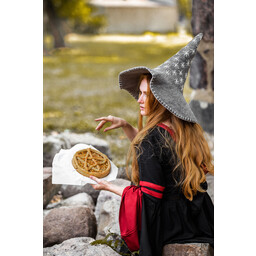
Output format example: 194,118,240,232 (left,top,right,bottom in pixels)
89,176,111,191
89,175,125,196
95,115,126,132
